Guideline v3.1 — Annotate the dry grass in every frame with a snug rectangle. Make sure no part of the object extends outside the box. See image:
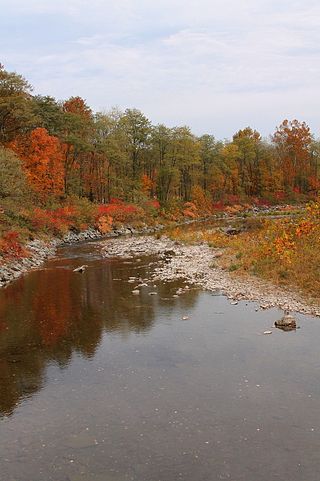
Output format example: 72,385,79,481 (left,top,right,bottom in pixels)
168,203,320,300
